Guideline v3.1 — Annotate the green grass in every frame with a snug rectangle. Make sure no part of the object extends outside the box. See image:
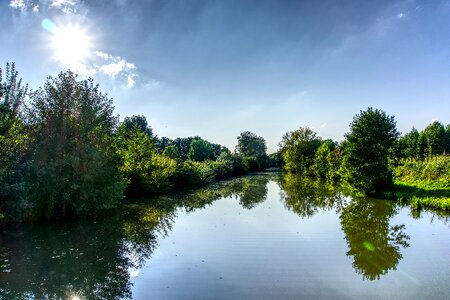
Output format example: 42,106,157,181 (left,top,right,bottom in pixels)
386,155,450,212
